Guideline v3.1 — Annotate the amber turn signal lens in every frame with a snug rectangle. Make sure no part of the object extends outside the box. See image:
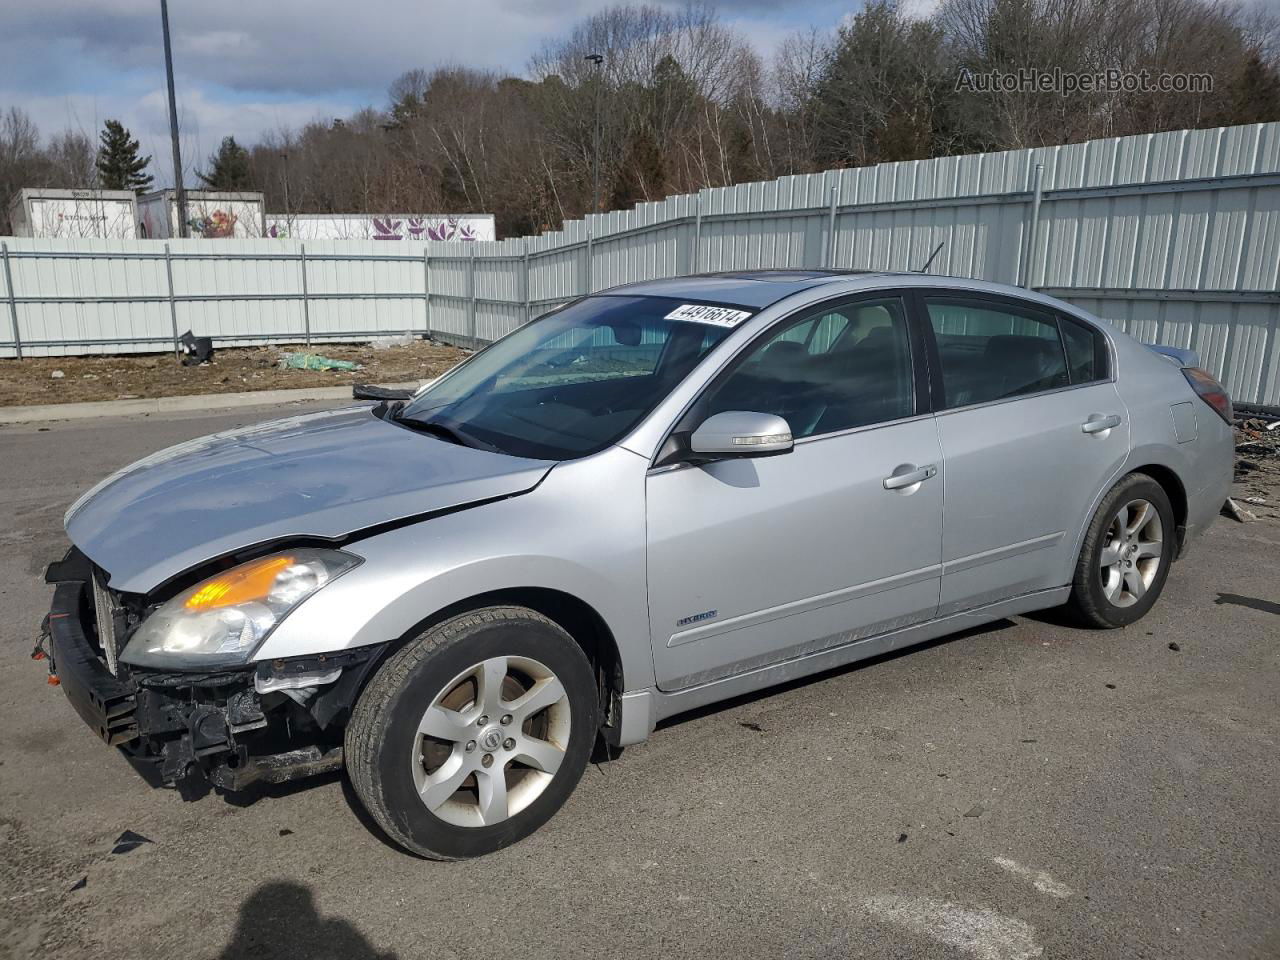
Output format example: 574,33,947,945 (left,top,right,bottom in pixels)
185,555,295,610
